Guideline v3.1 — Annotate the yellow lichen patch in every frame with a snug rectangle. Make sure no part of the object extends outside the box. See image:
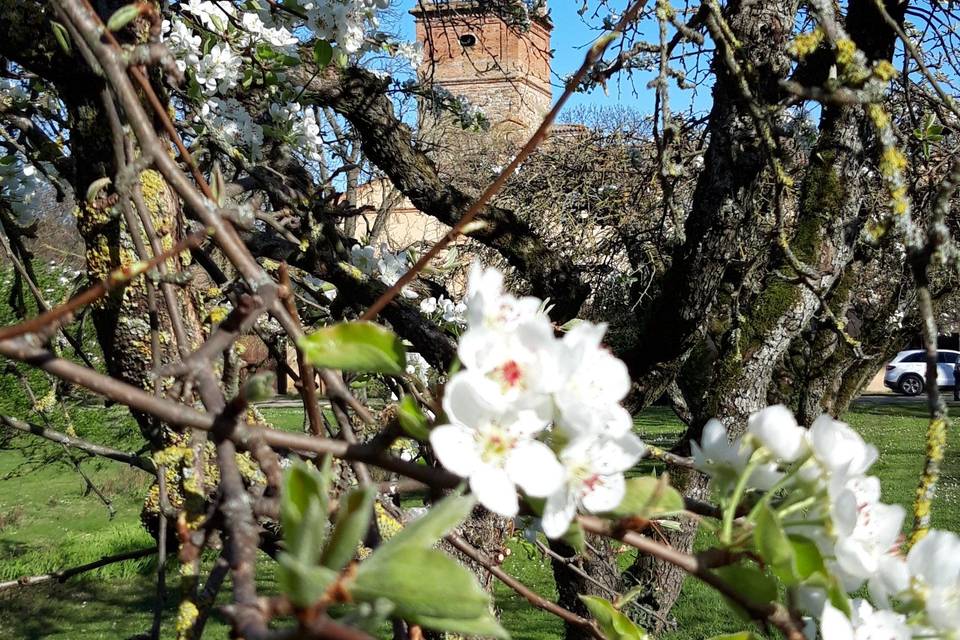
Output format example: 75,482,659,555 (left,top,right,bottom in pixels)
180,560,198,577
835,39,858,69
867,104,891,130
872,60,897,82
880,147,908,175
787,28,823,59
207,305,229,325
85,235,115,283
140,170,168,227
235,452,265,485
153,444,195,468
374,502,404,540
909,416,947,547
175,601,199,638
33,388,57,413
655,0,674,21
890,186,910,215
